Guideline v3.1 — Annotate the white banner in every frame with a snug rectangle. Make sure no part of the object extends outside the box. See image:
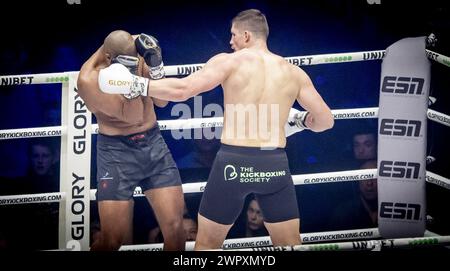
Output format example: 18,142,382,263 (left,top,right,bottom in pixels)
377,37,429,238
